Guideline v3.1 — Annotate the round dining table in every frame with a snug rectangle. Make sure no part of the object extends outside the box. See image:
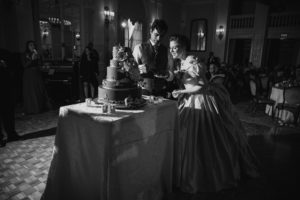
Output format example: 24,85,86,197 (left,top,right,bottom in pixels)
265,86,294,123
